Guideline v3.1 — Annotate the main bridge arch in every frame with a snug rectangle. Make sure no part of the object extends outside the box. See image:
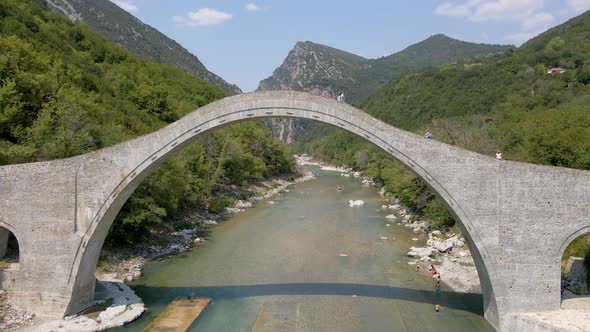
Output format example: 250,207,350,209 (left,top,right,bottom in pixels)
1,91,589,331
